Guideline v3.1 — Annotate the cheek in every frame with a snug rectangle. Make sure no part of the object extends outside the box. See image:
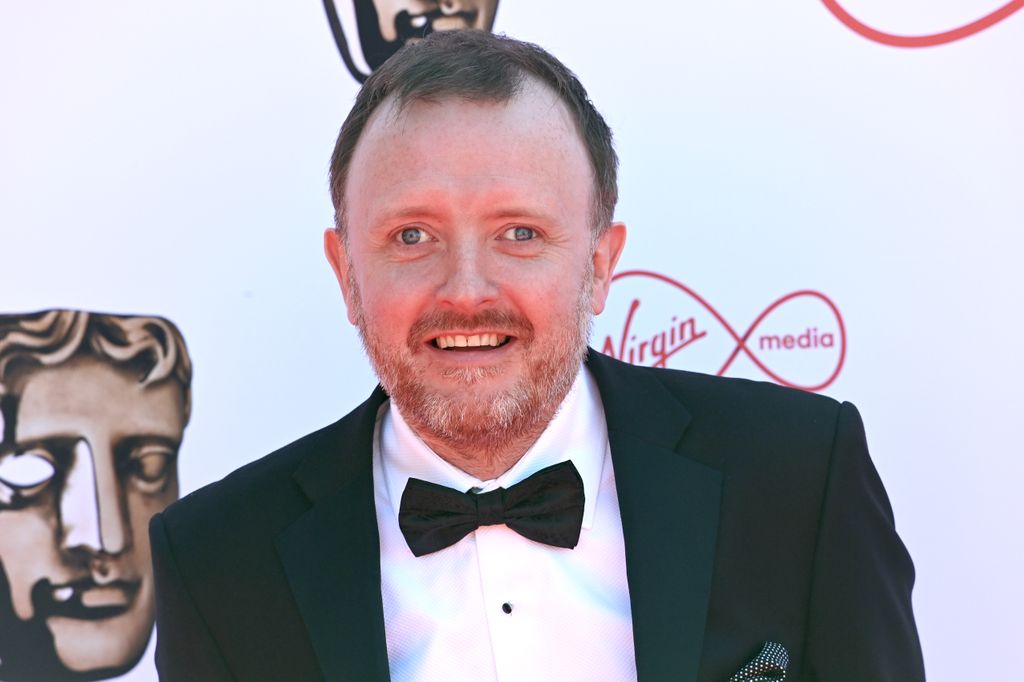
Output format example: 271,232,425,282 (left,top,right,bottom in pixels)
126,480,178,558
359,271,430,327
516,266,590,319
478,2,499,27
0,508,58,563
0,510,61,618
374,1,402,41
